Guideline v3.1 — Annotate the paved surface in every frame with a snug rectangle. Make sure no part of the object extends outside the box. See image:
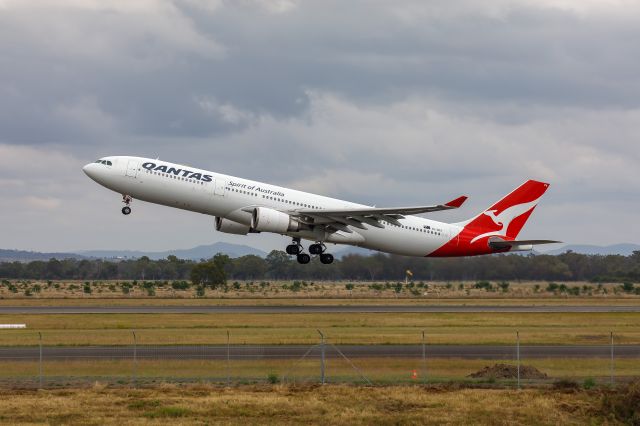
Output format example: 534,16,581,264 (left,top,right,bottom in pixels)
1,305,639,314
0,344,637,360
